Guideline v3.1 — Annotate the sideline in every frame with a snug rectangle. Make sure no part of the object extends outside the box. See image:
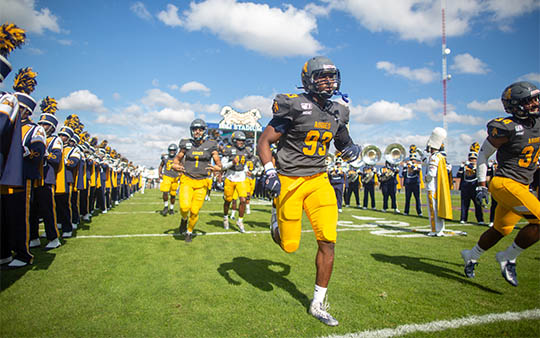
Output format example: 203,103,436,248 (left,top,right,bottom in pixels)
322,309,540,338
